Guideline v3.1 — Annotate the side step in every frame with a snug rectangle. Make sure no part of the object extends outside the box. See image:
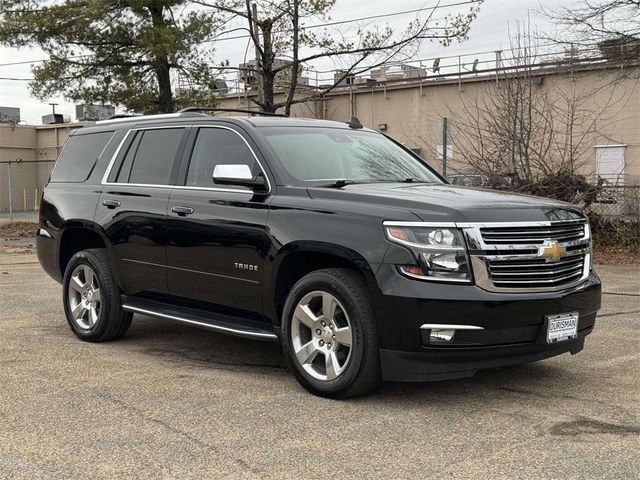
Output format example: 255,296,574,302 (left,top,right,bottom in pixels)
121,296,279,342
